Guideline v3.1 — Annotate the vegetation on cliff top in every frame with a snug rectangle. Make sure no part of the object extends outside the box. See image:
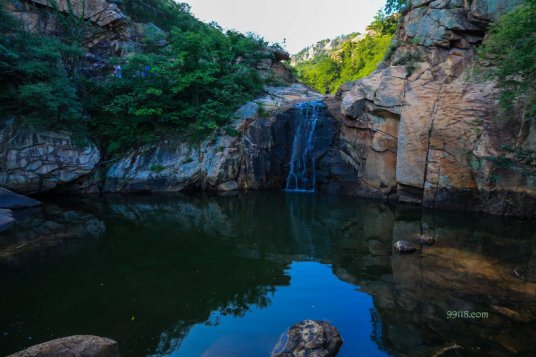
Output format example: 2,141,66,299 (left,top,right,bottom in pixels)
479,0,536,117
0,0,274,156
291,10,398,94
